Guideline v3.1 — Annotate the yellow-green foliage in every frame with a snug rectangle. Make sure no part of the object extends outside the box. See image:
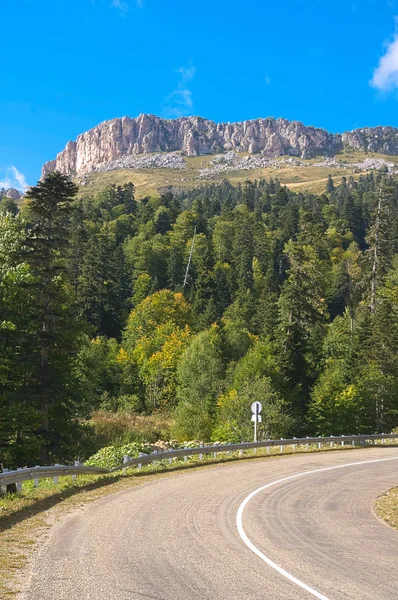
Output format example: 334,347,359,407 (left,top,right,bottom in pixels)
124,289,192,348
122,290,192,409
